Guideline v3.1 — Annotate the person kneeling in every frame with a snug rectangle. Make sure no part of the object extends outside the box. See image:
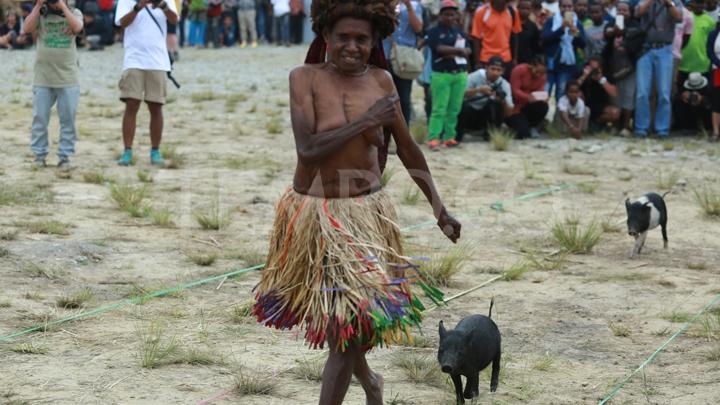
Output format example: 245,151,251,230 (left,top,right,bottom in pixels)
506,56,549,139
554,81,589,139
577,57,620,131
456,56,514,142
673,72,711,133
